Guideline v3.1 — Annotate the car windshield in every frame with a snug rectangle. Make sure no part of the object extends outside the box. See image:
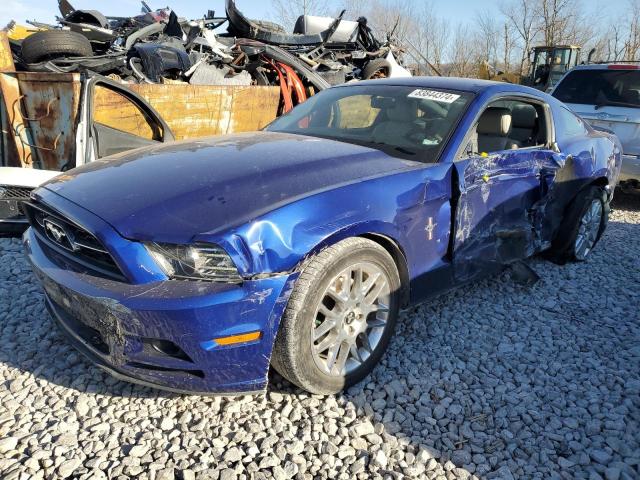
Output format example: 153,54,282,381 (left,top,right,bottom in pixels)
553,69,640,109
266,85,472,162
